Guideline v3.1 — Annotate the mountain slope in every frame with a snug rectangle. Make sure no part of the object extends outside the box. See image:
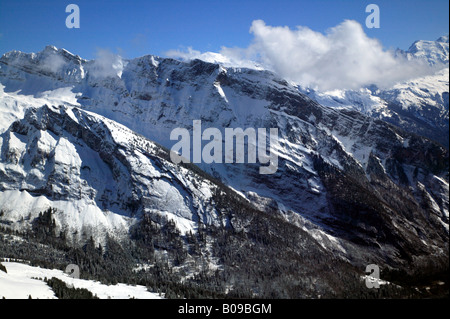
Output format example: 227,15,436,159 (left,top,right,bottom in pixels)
0,260,163,299
0,102,224,242
0,102,381,298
